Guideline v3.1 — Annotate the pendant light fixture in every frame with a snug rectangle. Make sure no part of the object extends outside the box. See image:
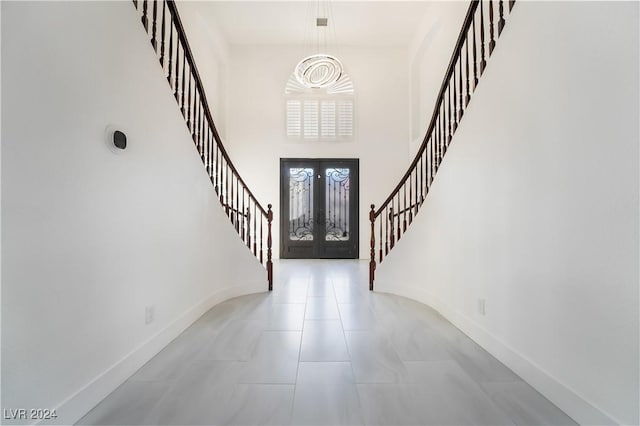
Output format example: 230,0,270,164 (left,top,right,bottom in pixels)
293,1,344,90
